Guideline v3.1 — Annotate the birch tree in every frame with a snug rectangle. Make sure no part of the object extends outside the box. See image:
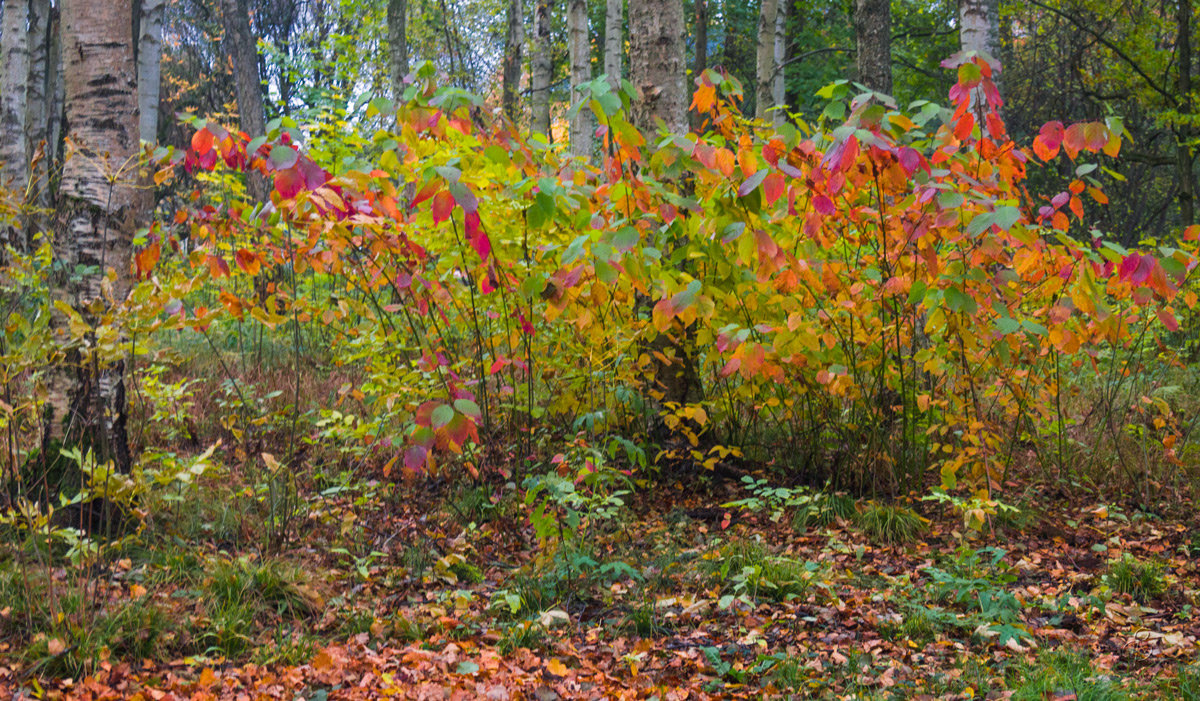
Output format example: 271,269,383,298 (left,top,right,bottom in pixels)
567,0,591,157
49,0,144,471
138,0,167,144
530,0,552,137
755,0,778,120
604,0,622,90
